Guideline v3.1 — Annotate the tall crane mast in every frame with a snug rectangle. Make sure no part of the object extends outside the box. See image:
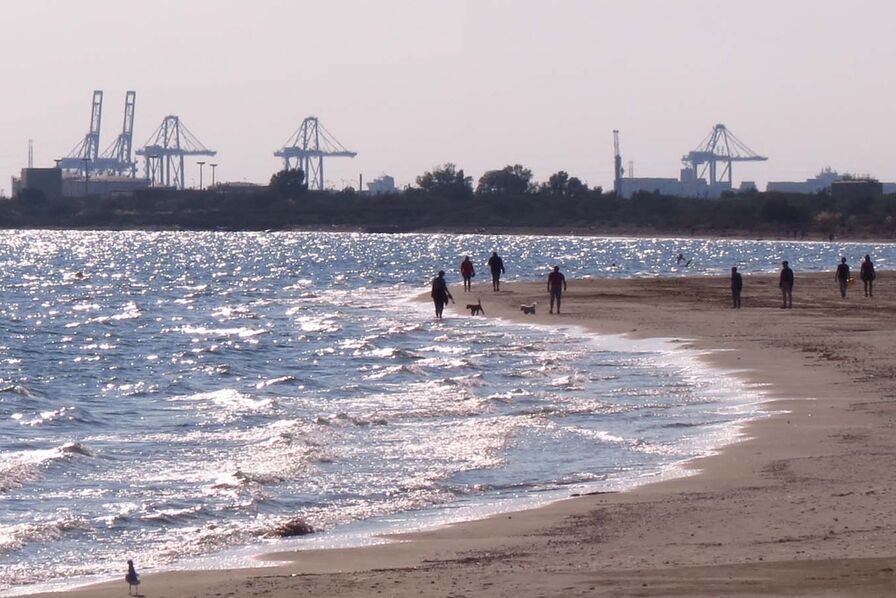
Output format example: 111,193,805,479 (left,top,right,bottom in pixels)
613,129,624,196
57,90,104,174
97,90,137,176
